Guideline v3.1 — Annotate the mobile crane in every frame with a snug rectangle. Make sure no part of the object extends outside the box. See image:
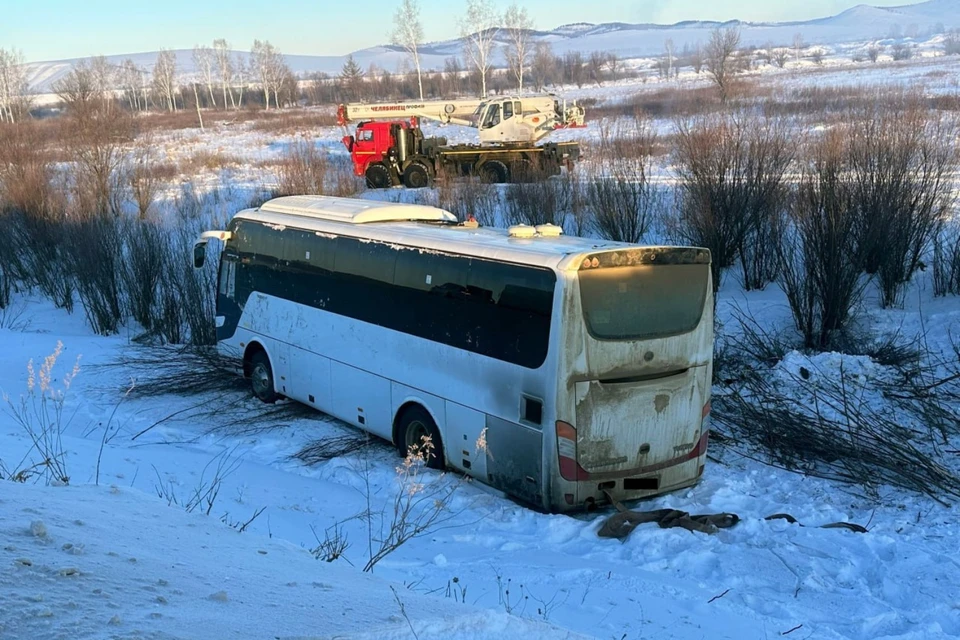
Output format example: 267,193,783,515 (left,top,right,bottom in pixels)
338,95,585,189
